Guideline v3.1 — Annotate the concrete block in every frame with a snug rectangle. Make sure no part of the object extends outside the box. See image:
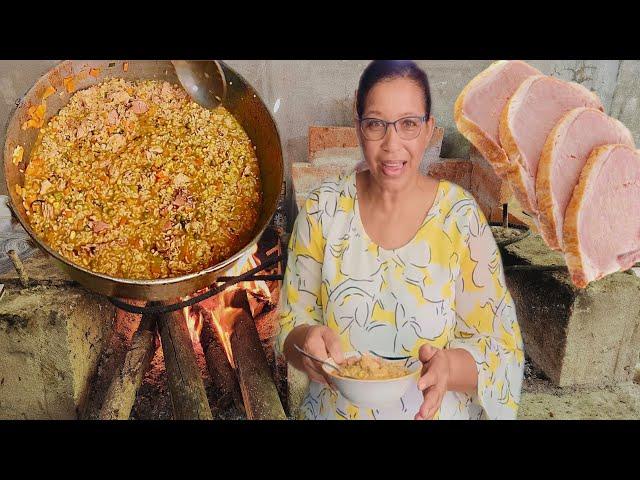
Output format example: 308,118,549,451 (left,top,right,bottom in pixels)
0,284,115,419
504,234,640,387
291,163,349,210
310,147,362,171
0,250,115,419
